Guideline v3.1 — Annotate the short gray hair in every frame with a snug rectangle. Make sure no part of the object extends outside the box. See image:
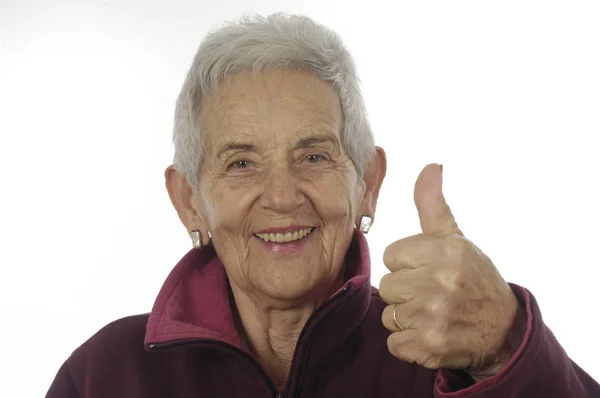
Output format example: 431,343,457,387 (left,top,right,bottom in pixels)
172,13,375,191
